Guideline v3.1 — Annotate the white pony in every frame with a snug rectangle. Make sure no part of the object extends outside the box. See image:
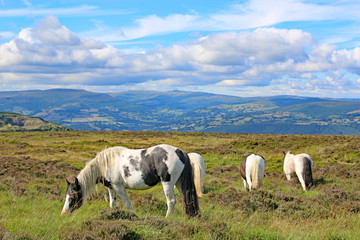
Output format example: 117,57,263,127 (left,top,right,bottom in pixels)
188,153,205,198
62,144,200,217
283,151,313,191
240,154,265,191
